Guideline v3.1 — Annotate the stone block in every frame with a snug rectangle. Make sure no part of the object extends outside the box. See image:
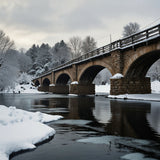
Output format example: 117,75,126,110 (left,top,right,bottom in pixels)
110,77,151,95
